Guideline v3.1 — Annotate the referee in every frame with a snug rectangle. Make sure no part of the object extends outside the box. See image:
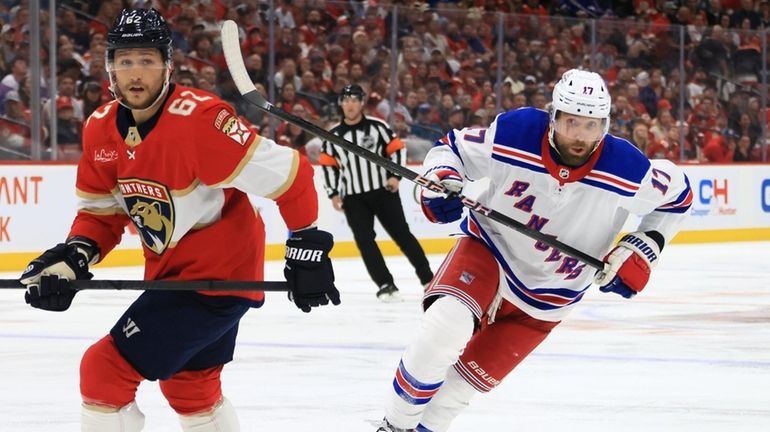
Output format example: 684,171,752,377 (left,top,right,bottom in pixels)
319,84,434,302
